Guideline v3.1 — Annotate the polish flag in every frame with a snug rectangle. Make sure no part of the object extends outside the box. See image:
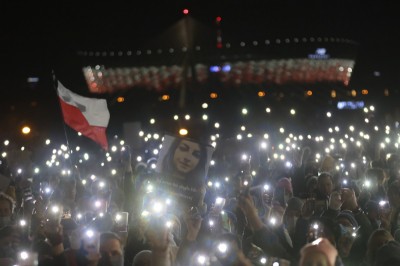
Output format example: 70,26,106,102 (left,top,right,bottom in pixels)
57,81,110,150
